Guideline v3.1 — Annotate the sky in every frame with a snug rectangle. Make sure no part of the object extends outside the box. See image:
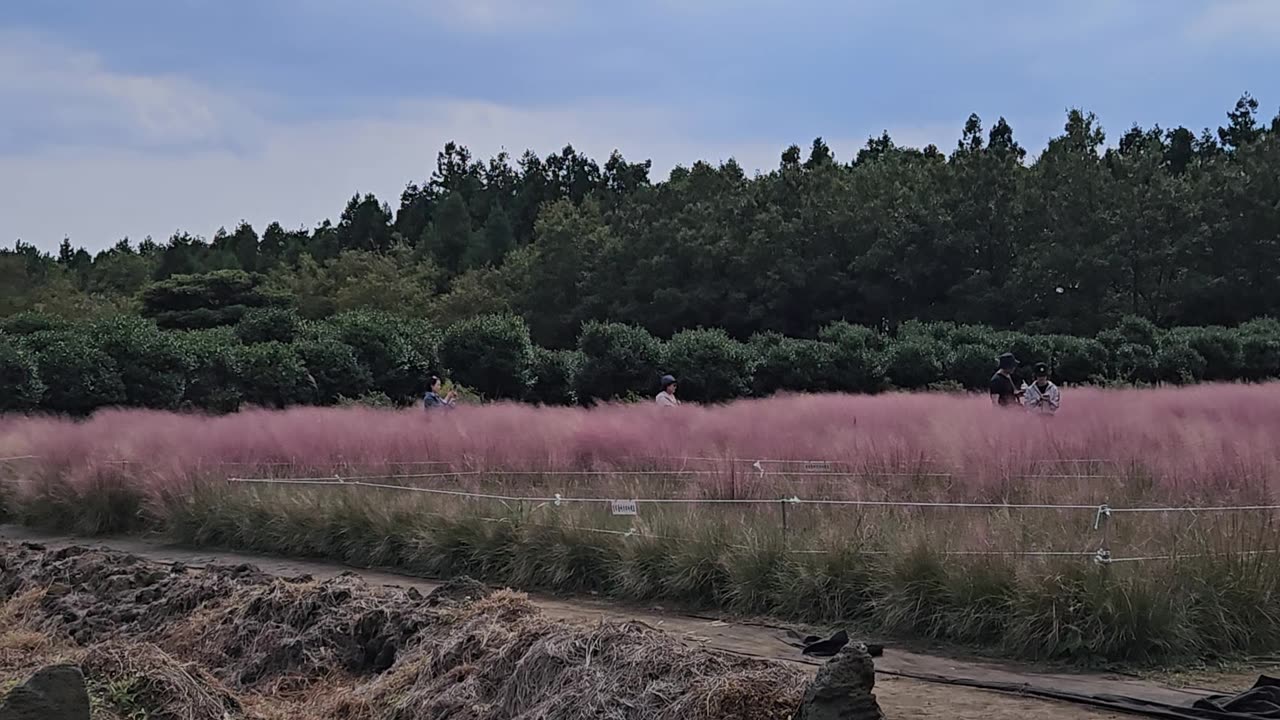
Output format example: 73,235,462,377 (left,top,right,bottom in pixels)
2,0,1279,253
